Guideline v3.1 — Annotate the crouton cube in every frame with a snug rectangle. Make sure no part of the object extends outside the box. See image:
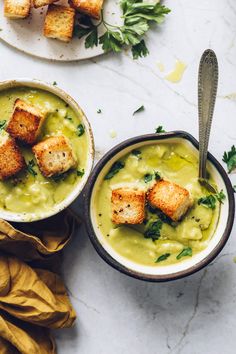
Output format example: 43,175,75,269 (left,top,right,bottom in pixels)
43,5,75,43
33,0,58,9
6,99,45,145
147,180,192,221
4,0,31,19
69,0,104,19
0,134,25,180
111,188,145,224
32,135,76,177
